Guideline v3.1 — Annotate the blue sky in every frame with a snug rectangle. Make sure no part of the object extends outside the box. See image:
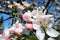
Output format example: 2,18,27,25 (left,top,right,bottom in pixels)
0,13,12,29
